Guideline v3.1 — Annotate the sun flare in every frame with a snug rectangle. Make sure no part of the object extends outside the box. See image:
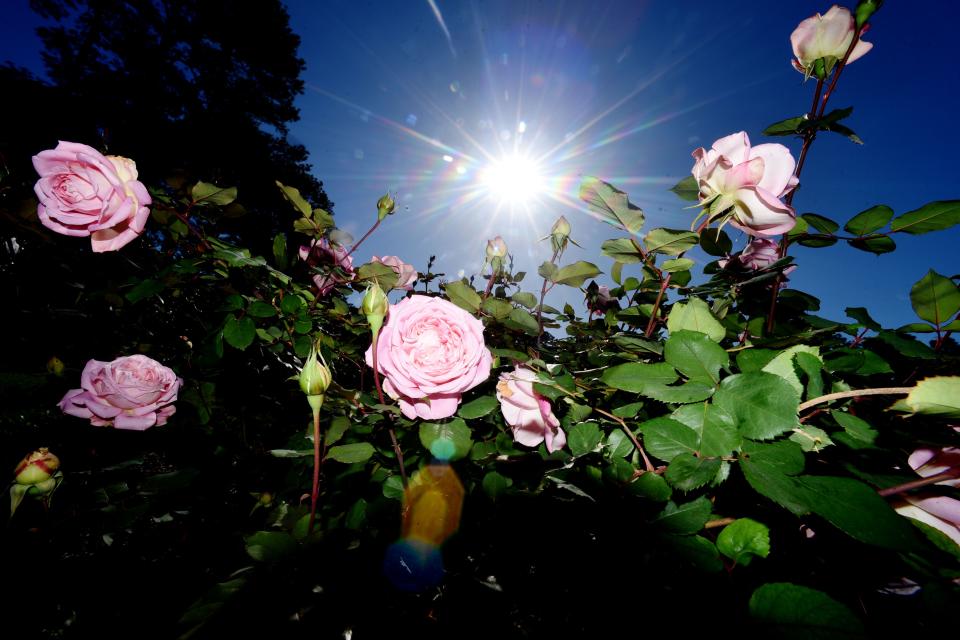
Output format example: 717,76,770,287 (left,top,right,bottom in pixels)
481,154,545,206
